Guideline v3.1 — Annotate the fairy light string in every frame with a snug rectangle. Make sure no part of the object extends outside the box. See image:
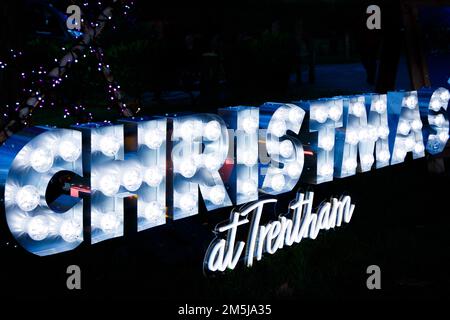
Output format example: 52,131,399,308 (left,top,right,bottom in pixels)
0,0,135,144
